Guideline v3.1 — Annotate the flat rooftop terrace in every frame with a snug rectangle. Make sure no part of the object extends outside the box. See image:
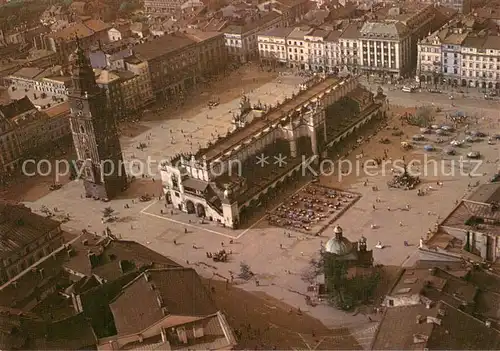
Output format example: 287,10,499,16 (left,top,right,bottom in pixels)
198,77,339,161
